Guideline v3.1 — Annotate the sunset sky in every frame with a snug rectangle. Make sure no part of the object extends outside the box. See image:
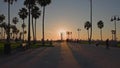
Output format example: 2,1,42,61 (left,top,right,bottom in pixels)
0,0,120,41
